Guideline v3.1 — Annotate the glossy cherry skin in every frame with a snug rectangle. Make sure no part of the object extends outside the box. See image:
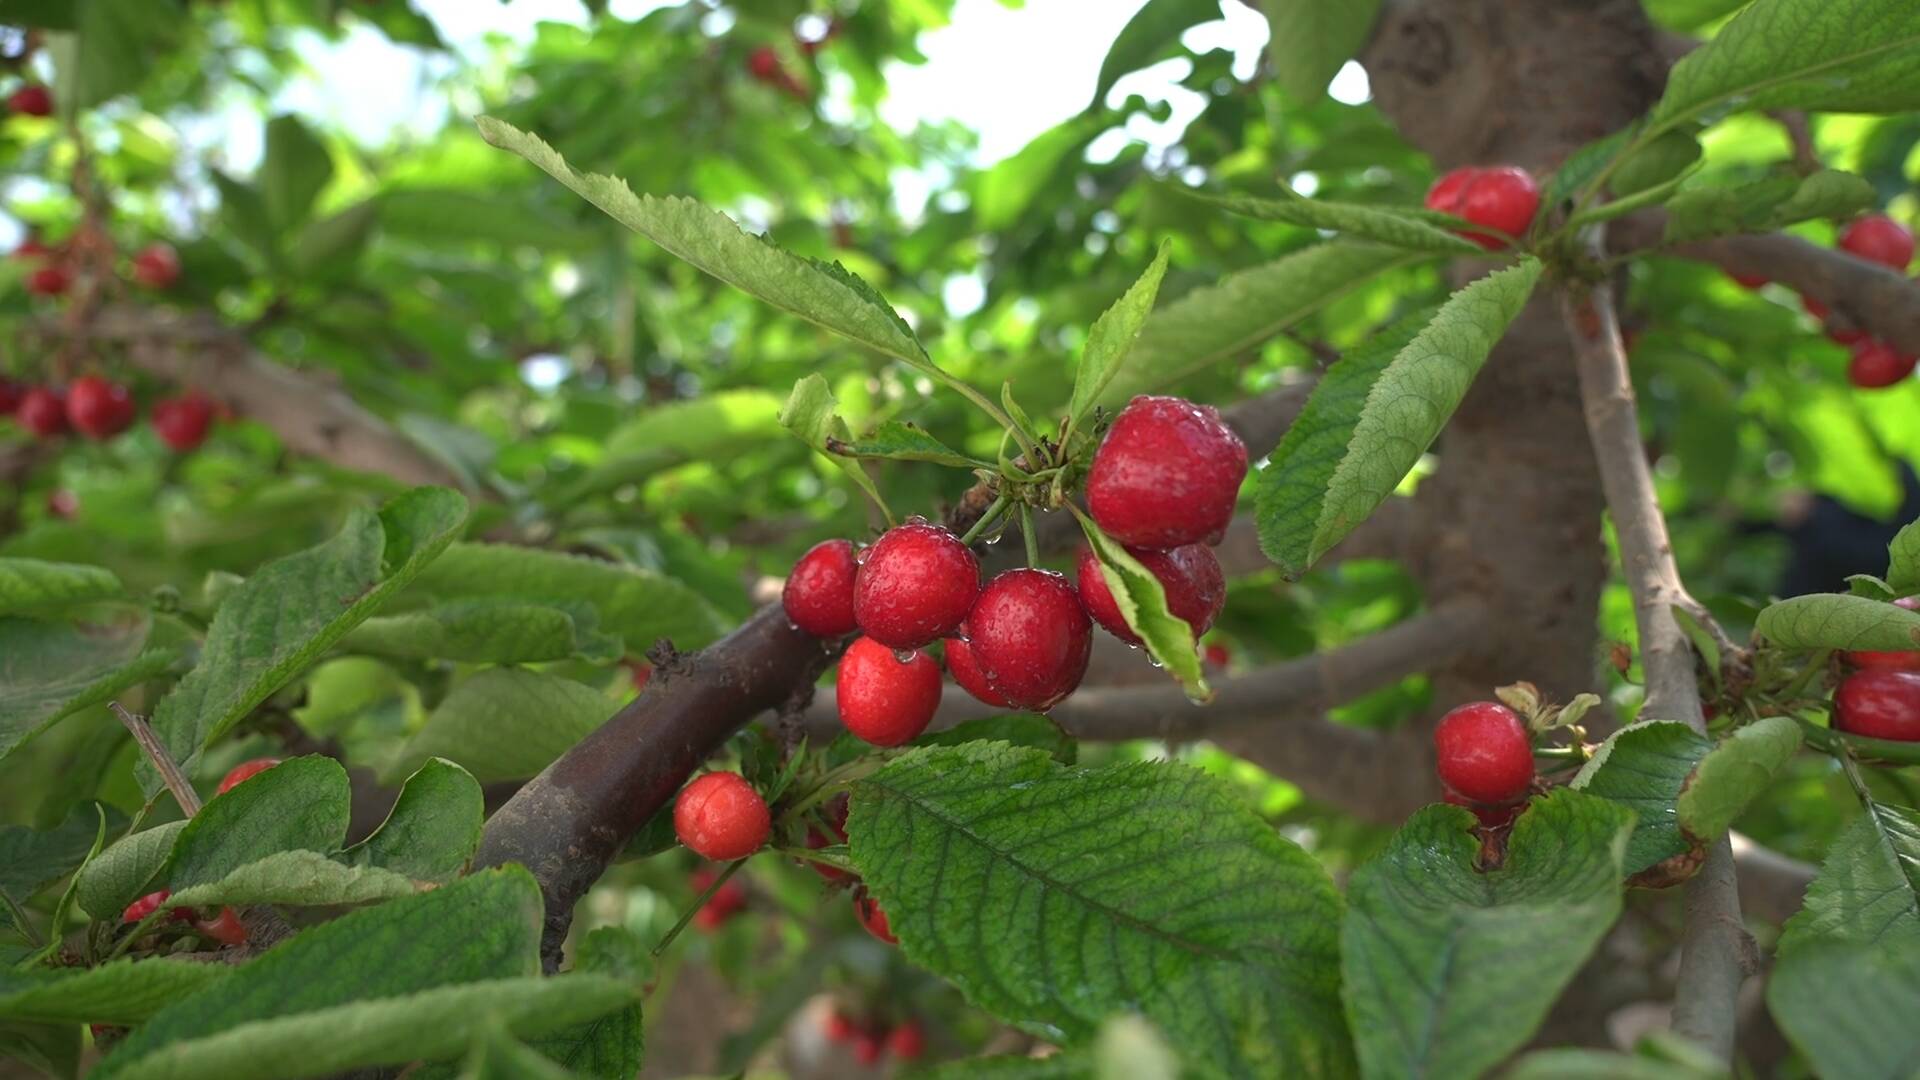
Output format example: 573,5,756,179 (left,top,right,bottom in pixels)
1848,340,1916,389
15,387,66,438
1833,669,1920,741
1433,701,1535,805
216,757,280,796
8,85,50,117
967,569,1092,711
1839,214,1915,270
121,889,191,924
195,907,248,946
944,629,1012,708
1086,395,1247,550
1424,165,1540,250
837,635,942,746
131,243,181,289
152,393,215,451
784,538,861,637
853,521,978,649
853,890,896,944
673,771,771,861
26,263,68,296
65,375,136,439
1843,597,1920,669
1075,543,1224,646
